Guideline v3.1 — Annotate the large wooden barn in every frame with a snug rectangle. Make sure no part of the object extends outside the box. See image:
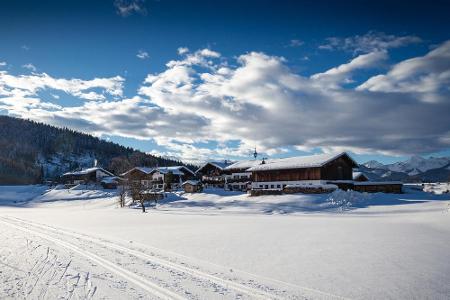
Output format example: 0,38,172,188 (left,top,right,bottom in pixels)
247,152,358,190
